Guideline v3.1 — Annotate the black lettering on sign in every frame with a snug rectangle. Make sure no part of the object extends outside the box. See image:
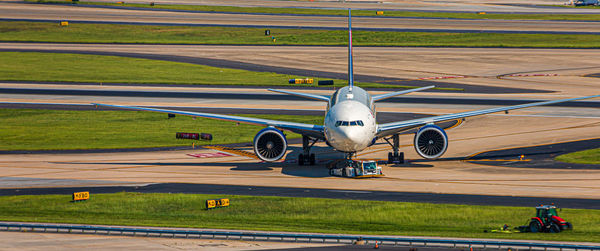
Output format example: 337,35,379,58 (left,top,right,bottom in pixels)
206,198,229,209
206,199,216,209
